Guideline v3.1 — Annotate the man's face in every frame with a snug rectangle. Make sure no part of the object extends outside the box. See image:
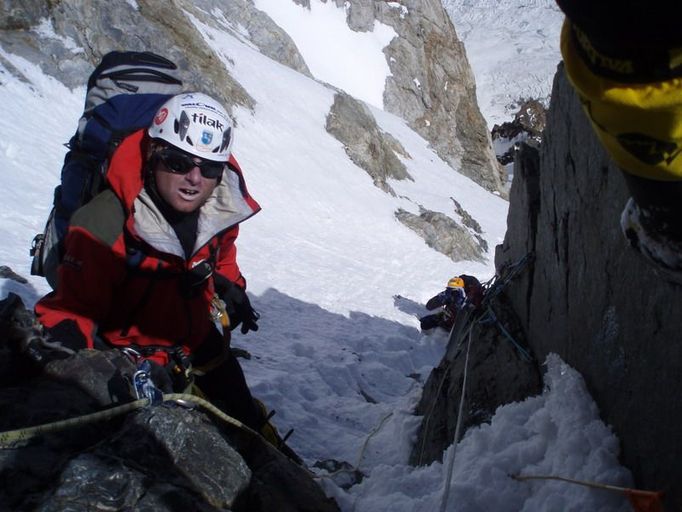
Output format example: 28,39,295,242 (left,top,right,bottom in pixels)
152,148,221,214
